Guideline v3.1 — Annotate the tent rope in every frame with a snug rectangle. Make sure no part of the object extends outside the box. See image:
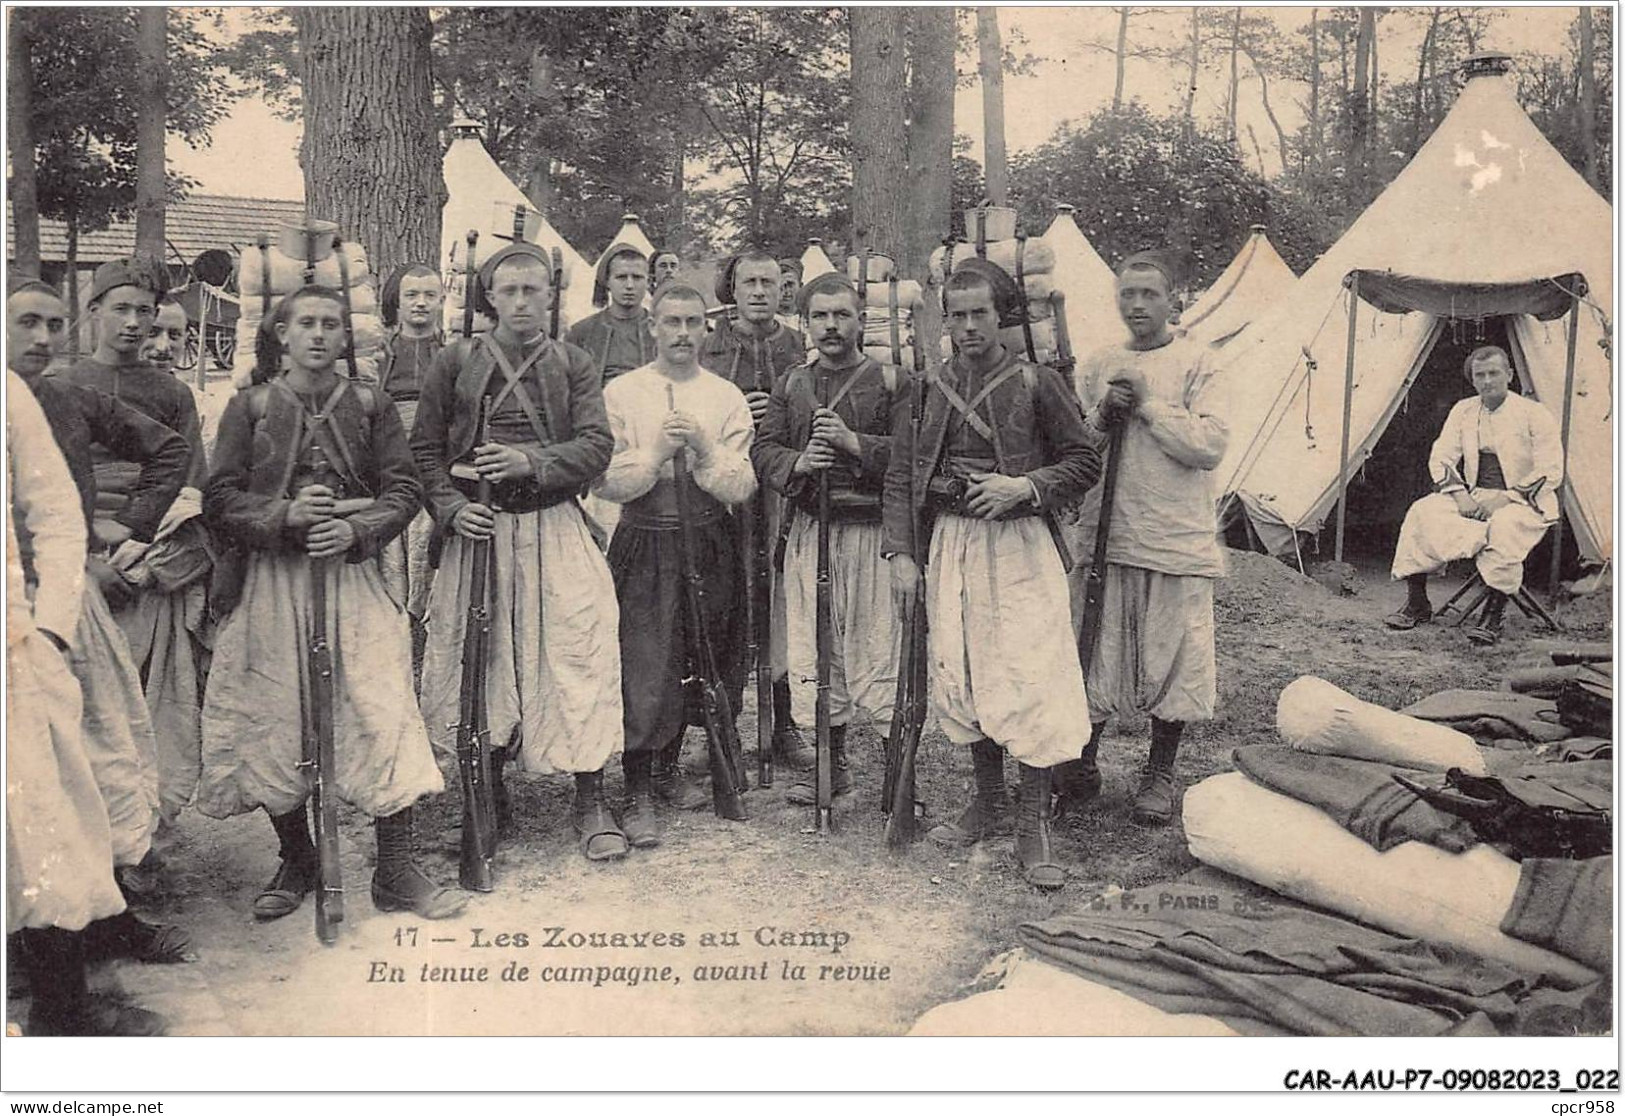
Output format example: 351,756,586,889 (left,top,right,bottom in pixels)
1219,292,1342,498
